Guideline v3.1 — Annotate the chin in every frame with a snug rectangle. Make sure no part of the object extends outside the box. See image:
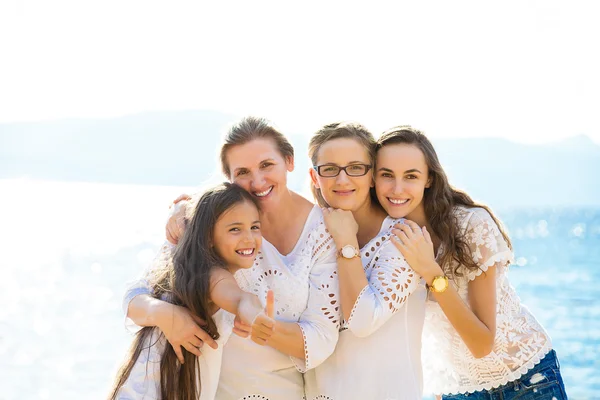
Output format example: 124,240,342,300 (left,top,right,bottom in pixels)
239,262,255,269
